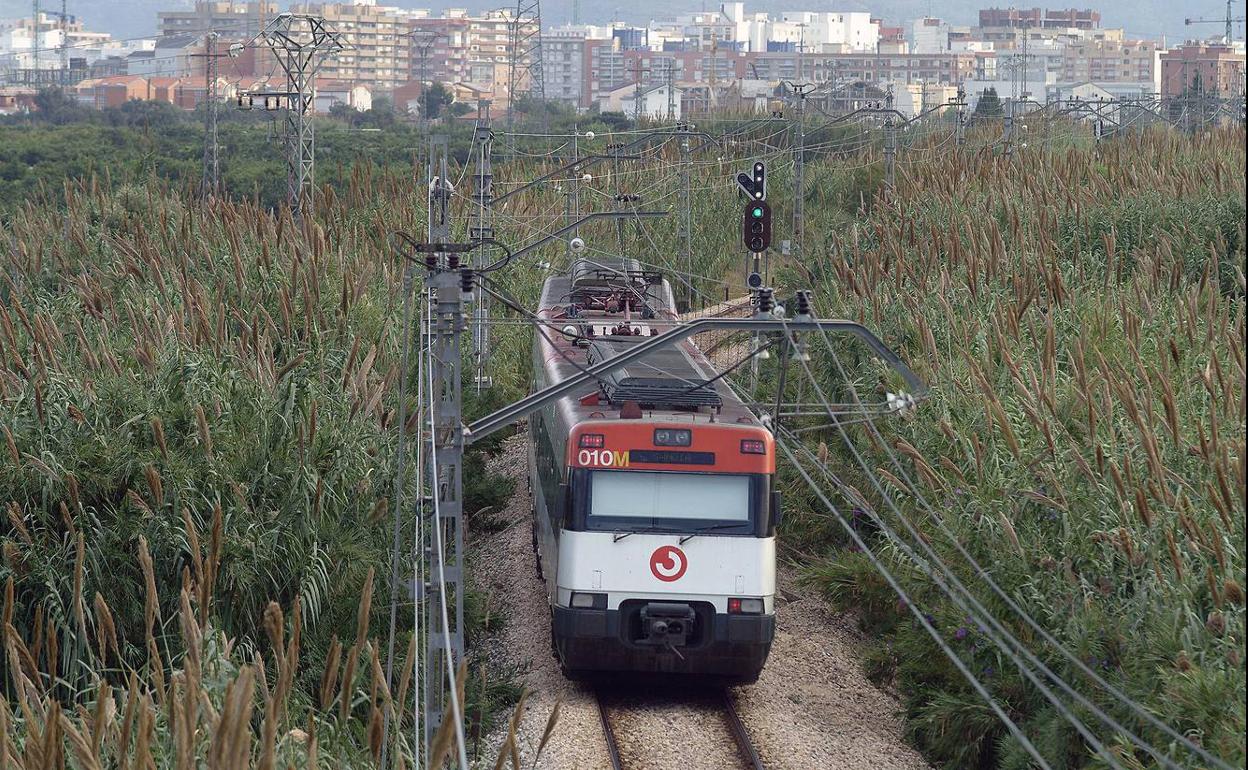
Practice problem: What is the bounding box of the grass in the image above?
[0,111,1242,768]
[778,126,1246,768]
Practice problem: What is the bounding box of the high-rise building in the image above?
[158,1,278,39]
[1160,43,1247,98]
[294,3,420,92]
[1061,39,1161,88]
[978,8,1101,31]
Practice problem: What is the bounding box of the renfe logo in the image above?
[649,545,688,582]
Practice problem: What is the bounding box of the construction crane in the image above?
[1185,0,1245,43]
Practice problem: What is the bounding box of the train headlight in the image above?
[727,598,764,615]
[653,428,691,447]
[570,592,606,609]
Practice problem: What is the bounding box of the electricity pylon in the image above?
[193,32,226,197]
[506,0,545,129]
[252,13,348,219]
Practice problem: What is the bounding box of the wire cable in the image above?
[774,435,1055,769]
[797,317,1221,768]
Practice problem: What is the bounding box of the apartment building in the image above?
[543,29,593,104]
[292,3,419,92]
[407,15,471,84]
[1160,43,1247,98]
[1061,39,1161,89]
[795,51,977,87]
[158,1,278,38]
[978,8,1100,30]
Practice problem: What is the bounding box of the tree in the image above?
[32,87,91,125]
[974,87,1004,118]
[420,83,454,120]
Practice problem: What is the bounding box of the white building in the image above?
[543,27,590,104]
[773,11,879,53]
[600,82,683,119]
[907,17,953,54]
[0,13,118,72]
[314,80,372,113]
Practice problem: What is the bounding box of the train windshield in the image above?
[580,470,761,534]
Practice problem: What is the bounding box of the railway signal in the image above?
[742,200,772,253]
[735,160,767,201]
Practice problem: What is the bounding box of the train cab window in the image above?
[591,471,750,522]
[572,470,766,536]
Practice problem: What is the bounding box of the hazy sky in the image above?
[3,0,1240,46]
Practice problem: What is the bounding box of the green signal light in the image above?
[752,207,764,217]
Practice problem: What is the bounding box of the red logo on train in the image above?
[649,545,688,582]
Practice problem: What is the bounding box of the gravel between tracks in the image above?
[472,431,929,769]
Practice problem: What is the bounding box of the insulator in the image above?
[796,290,812,316]
[460,268,474,293]
[424,254,437,270]
[757,288,774,314]
[447,254,459,269]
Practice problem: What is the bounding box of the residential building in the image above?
[158,1,278,39]
[0,85,37,113]
[601,82,683,119]
[543,28,595,104]
[1061,39,1161,92]
[978,8,1101,31]
[294,3,421,93]
[407,15,472,84]
[1160,43,1247,98]
[907,17,953,54]
[314,78,372,112]
[789,51,977,87]
[1,11,119,83]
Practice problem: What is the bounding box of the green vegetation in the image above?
[776,128,1246,768]
[0,93,1242,768]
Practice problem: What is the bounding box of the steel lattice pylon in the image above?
[506,0,545,127]
[253,14,348,218]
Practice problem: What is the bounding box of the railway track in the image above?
[595,685,765,770]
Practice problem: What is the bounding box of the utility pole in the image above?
[421,134,467,763]
[194,32,225,197]
[954,86,967,147]
[795,22,807,83]
[787,82,812,260]
[409,32,439,129]
[408,31,440,183]
[677,123,692,309]
[31,0,40,80]
[631,59,651,123]
[883,117,896,195]
[58,0,67,85]
[248,13,348,219]
[469,100,495,390]
[665,59,676,121]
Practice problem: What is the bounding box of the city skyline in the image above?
[0,0,1241,44]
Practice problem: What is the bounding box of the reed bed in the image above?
[786,125,1246,767]
[0,116,1242,767]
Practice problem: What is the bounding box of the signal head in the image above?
[741,200,772,254]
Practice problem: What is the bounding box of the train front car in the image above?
[530,261,779,683]
[557,419,778,681]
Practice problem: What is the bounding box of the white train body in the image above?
[528,263,779,682]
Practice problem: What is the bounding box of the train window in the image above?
[588,471,750,523]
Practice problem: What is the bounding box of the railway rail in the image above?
[595,685,765,770]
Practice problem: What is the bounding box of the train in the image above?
[528,259,779,683]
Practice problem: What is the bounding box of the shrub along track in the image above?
[472,433,930,769]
